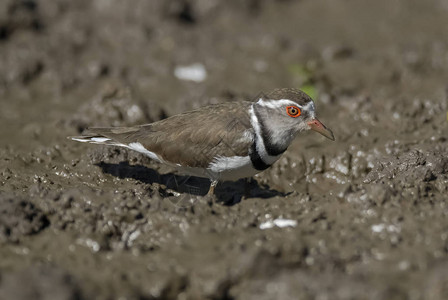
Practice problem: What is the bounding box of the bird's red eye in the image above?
[286,106,301,117]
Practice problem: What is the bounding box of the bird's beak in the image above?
[307,118,335,141]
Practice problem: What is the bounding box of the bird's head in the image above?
[253,88,334,152]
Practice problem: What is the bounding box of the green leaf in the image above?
[300,84,317,100]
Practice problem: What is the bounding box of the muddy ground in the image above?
[1,0,448,299]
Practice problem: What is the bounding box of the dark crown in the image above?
[265,88,313,106]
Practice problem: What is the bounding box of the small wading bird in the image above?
[70,88,334,196]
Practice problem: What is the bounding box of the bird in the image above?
[70,88,334,196]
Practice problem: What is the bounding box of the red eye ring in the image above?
[286,106,301,118]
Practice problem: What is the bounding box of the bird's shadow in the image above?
[96,162,288,205]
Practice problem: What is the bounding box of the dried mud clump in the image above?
[0,266,83,300]
[363,146,448,205]
[0,196,49,243]
[366,147,448,185]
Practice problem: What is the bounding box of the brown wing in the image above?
[81,102,254,168]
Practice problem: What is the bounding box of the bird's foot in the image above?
[198,180,217,205]
[207,180,218,196]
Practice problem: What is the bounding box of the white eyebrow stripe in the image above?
[256,98,302,109]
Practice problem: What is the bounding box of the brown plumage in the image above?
[79,102,254,168]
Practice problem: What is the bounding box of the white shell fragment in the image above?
[371,223,401,233]
[174,63,207,82]
[259,218,298,230]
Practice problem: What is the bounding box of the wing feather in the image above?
[71,102,255,168]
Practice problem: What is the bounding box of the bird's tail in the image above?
[69,135,123,146]
[69,126,162,162]
[68,127,133,147]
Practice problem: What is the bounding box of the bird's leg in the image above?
[207,180,218,196]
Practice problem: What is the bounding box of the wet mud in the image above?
[1,0,448,299]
